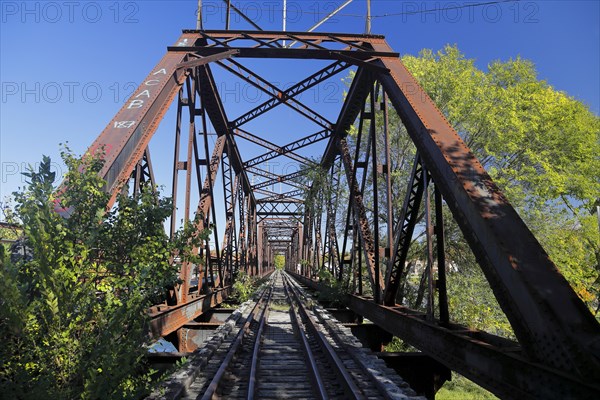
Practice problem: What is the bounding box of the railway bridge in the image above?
[59,29,600,399]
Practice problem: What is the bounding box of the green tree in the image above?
[338,45,599,332]
[339,45,598,399]
[0,149,203,399]
[274,254,286,270]
[401,46,600,317]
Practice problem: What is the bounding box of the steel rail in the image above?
[281,274,330,400]
[246,291,270,400]
[289,275,403,400]
[282,273,365,400]
[200,284,273,400]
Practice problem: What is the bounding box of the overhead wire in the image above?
[203,0,520,20]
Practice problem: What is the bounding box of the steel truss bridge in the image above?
[59,30,600,399]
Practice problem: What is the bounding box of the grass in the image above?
[436,374,498,400]
[382,338,497,400]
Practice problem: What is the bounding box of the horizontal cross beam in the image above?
[231,61,350,128]
[244,130,330,168]
[235,128,314,166]
[252,170,309,191]
[217,59,331,129]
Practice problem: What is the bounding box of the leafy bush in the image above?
[0,149,197,399]
[231,271,254,303]
[314,268,348,307]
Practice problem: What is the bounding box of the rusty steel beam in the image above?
[253,187,280,198]
[322,159,341,273]
[220,155,238,284]
[383,155,425,305]
[234,128,314,166]
[256,189,305,202]
[245,166,307,192]
[191,30,386,43]
[257,201,303,214]
[252,169,309,191]
[150,260,275,337]
[132,147,155,194]
[179,135,226,302]
[231,61,350,128]
[217,59,331,129]
[244,130,329,168]
[256,198,304,204]
[173,46,398,61]
[338,137,384,302]
[54,34,238,214]
[149,287,231,337]
[196,64,255,203]
[176,49,240,70]
[320,67,374,168]
[372,41,600,379]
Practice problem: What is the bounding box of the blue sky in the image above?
[1,0,598,225]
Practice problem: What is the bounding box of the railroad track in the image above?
[150,271,422,400]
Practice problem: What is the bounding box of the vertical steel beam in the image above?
[435,185,449,326]
[338,137,384,303]
[132,147,155,194]
[381,92,395,284]
[225,0,231,30]
[184,77,197,221]
[383,156,425,306]
[179,135,226,303]
[424,168,435,320]
[369,84,381,303]
[170,87,185,238]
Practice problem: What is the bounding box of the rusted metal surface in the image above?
[383,155,424,305]
[338,137,384,302]
[149,287,231,337]
[54,34,240,214]
[132,147,155,194]
[434,186,449,326]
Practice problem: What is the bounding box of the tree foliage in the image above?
[274,254,286,270]
[332,46,600,335]
[401,46,600,316]
[0,149,199,399]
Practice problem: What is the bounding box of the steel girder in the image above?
[251,169,309,191]
[257,189,305,203]
[149,287,231,337]
[229,60,350,128]
[257,201,303,217]
[217,58,332,129]
[131,148,155,194]
[322,158,341,275]
[384,155,425,305]
[220,153,239,283]
[243,130,330,168]
[54,38,237,214]
[235,128,315,166]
